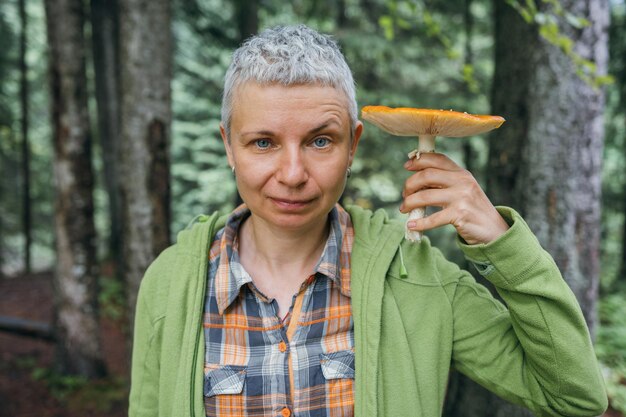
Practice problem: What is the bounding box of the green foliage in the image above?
[597,293,626,413]
[601,1,626,289]
[62,377,128,413]
[377,1,470,82]
[13,355,37,370]
[601,87,625,289]
[98,274,127,322]
[31,365,127,412]
[506,0,614,88]
[462,64,479,94]
[170,3,238,233]
[31,367,89,400]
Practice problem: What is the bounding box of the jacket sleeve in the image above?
[442,206,607,416]
[128,247,174,417]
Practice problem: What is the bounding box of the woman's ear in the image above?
[220,123,235,168]
[349,121,363,164]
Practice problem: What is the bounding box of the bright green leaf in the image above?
[379,15,395,40]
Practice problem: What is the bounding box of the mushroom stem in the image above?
[418,134,436,152]
[405,134,437,242]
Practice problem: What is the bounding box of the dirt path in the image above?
[0,272,128,417]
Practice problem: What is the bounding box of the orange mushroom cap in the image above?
[361,106,505,137]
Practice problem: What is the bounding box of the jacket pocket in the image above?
[320,350,355,380]
[204,365,247,397]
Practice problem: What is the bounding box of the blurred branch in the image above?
[0,315,55,342]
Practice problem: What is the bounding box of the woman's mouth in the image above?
[270,197,314,210]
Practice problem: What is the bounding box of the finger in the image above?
[400,187,454,213]
[406,207,452,232]
[404,151,463,172]
[403,167,463,197]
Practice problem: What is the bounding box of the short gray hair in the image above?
[221,25,358,139]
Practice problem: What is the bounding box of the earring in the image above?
[231,166,235,174]
[346,167,352,178]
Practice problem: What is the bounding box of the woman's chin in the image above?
[251,205,332,232]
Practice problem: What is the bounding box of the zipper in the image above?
[189,214,219,416]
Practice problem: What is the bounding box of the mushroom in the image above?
[361,106,505,242]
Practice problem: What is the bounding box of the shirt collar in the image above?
[215,204,353,315]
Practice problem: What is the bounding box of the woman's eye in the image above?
[313,137,330,148]
[255,139,271,149]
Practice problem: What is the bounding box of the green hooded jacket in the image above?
[129,205,607,417]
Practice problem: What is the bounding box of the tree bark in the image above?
[91,0,123,278]
[44,0,106,378]
[336,0,348,27]
[620,176,626,288]
[447,1,609,415]
[461,0,475,175]
[119,0,172,326]
[615,11,626,290]
[19,0,32,273]
[486,1,535,212]
[0,144,4,278]
[490,0,608,332]
[234,0,258,42]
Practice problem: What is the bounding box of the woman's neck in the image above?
[238,214,329,275]
[237,215,329,317]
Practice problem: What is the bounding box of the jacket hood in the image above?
[175,212,227,257]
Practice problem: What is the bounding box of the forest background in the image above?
[1,0,626,415]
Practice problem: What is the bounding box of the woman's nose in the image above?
[276,148,308,187]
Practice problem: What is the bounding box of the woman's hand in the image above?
[399,152,509,245]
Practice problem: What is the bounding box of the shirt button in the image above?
[281,407,291,417]
[278,341,287,353]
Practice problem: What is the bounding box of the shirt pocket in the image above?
[319,350,355,380]
[204,365,247,397]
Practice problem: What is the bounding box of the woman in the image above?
[129,25,607,417]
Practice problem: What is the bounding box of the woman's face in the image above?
[221,82,362,233]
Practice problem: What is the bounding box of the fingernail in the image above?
[404,160,411,168]
[407,221,416,229]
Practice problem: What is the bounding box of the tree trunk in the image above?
[614,175,626,291]
[490,0,608,332]
[447,1,609,415]
[19,0,31,274]
[91,0,123,278]
[119,0,172,326]
[44,0,106,378]
[461,0,475,175]
[615,11,626,290]
[336,0,348,27]
[234,0,258,42]
[486,1,535,212]
[618,111,626,290]
[0,144,4,278]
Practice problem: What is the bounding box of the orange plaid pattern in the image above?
[203,205,354,417]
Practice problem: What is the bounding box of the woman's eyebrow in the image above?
[240,129,274,137]
[308,120,340,135]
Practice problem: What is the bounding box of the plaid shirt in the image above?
[203,204,354,417]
